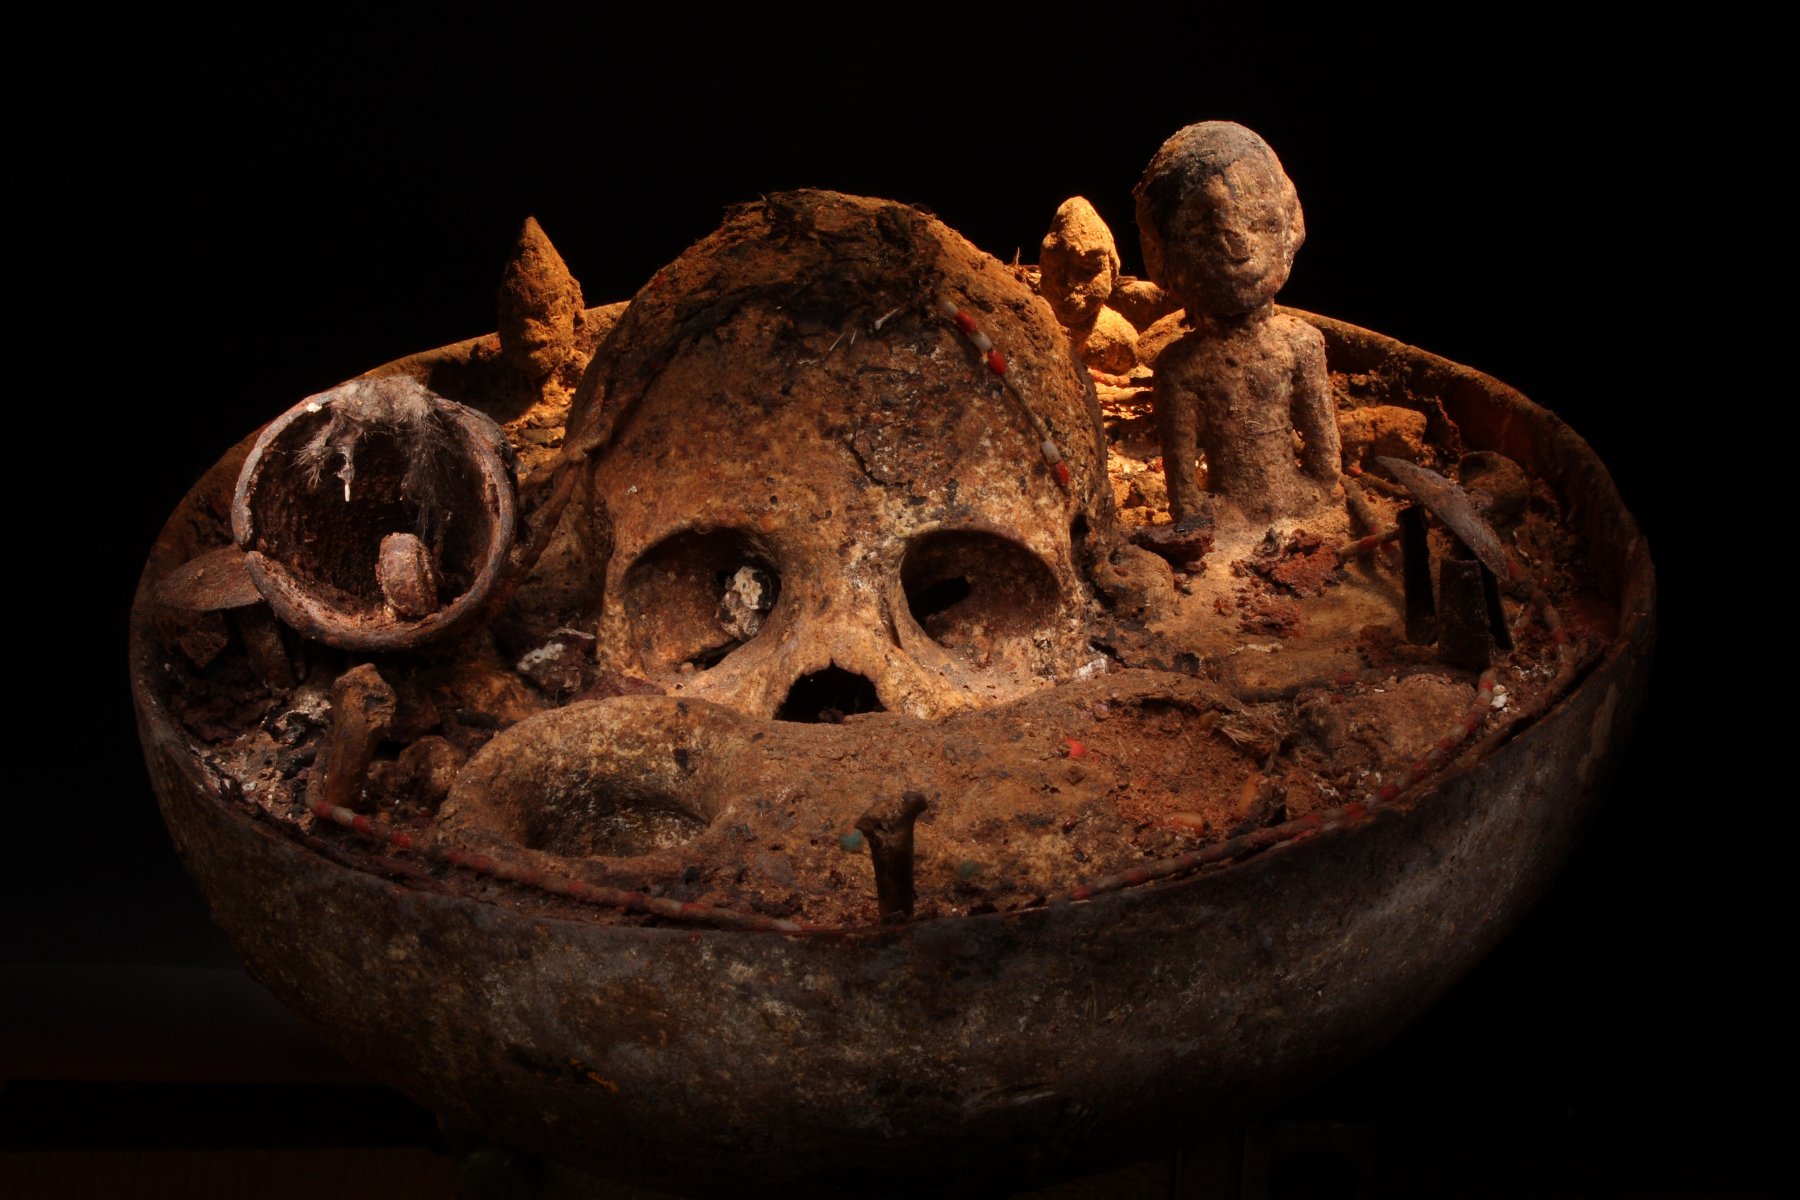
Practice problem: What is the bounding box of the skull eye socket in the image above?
[901,530,1061,662]
[621,529,780,674]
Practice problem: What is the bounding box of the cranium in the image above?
[562,191,1115,721]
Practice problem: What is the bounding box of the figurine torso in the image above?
[1160,310,1329,515]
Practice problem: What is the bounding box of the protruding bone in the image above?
[1400,505,1436,644]
[311,664,398,813]
[1436,555,1493,669]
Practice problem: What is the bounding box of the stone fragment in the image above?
[155,545,261,612]
[1096,544,1177,621]
[516,627,598,699]
[369,735,465,811]
[1338,405,1429,468]
[1080,306,1139,376]
[175,614,231,669]
[1136,310,1190,369]
[1130,518,1214,569]
[1108,278,1181,332]
[1458,451,1530,524]
[1248,528,1340,598]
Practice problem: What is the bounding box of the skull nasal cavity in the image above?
[776,666,885,724]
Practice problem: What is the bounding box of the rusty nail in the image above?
[856,790,929,922]
[1435,551,1493,669]
[1400,504,1435,644]
[1483,558,1514,652]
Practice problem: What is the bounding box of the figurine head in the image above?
[1039,197,1120,329]
[1134,122,1305,318]
[564,191,1114,721]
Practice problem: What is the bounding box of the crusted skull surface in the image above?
[564,191,1113,720]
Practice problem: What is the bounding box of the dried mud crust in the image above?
[143,310,1616,932]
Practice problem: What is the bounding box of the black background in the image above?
[17,9,1778,1196]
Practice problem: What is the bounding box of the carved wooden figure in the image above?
[1135,122,1342,521]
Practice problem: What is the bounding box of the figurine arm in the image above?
[1291,325,1340,484]
[1153,352,1207,522]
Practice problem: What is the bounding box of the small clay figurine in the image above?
[1038,197,1139,376]
[497,215,584,383]
[1134,122,1341,521]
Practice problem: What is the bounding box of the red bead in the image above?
[986,348,1006,373]
[954,310,977,333]
[1052,461,1070,488]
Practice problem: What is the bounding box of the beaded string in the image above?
[298,651,1529,924]
[305,798,808,934]
[936,297,1072,491]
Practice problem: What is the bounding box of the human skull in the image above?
[563,191,1115,721]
